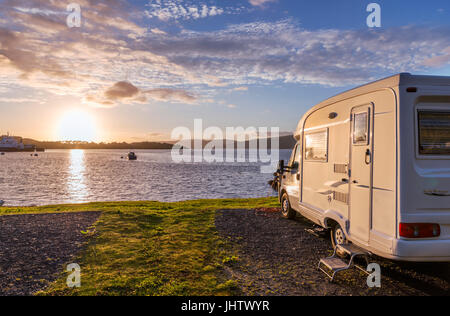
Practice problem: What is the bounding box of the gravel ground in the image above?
[0,212,101,296]
[215,209,450,296]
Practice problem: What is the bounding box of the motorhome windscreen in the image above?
[418,111,450,155]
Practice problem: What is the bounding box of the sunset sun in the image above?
[57,109,97,142]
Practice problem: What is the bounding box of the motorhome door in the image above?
[349,104,374,244]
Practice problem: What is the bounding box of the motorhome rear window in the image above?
[305,130,328,162]
[418,111,450,155]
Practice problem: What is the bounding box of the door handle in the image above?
[341,178,349,183]
[297,173,300,181]
[365,149,372,165]
[353,180,358,184]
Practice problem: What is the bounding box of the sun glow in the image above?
[57,109,97,142]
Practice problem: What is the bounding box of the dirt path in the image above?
[0,212,101,296]
[215,209,450,296]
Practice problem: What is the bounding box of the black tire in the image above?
[280,193,296,219]
[330,223,348,256]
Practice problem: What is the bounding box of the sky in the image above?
[0,0,450,142]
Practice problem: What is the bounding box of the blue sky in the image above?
[0,0,449,142]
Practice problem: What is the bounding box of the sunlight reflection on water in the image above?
[68,149,88,202]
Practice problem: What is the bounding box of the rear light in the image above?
[399,223,440,238]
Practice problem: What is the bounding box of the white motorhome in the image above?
[277,73,450,262]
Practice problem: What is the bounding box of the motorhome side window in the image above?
[353,112,369,145]
[418,111,450,155]
[304,130,328,162]
[289,144,299,167]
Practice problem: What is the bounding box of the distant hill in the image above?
[169,135,296,150]
[22,139,173,150]
[23,134,296,150]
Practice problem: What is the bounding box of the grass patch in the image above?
[1,197,279,296]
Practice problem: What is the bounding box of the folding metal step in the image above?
[318,243,371,282]
[337,243,369,256]
[319,257,348,270]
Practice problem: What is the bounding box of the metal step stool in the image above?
[318,243,371,282]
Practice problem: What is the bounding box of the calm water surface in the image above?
[0,149,291,206]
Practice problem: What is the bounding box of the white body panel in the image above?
[281,73,450,262]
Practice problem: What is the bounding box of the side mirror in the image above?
[291,161,299,170]
[277,160,285,171]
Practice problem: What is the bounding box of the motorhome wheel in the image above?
[331,223,347,248]
[281,193,296,219]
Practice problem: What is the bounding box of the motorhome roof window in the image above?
[418,111,450,155]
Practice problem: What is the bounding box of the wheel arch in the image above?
[322,210,348,234]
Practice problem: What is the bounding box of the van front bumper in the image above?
[391,239,450,262]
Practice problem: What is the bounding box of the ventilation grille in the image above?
[334,164,348,174]
[333,191,349,205]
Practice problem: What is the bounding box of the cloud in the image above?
[105,81,140,100]
[0,97,42,103]
[1,0,450,109]
[150,28,167,35]
[145,1,226,21]
[144,88,197,103]
[144,21,450,86]
[86,81,197,107]
[422,46,450,67]
[0,27,71,79]
[249,0,277,7]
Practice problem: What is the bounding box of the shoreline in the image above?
[0,196,278,210]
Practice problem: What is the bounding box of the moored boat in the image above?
[0,134,45,152]
[127,152,137,160]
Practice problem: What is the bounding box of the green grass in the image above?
[0,197,278,296]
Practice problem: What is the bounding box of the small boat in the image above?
[127,152,137,160]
